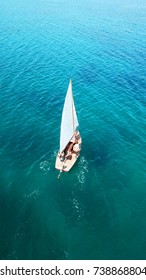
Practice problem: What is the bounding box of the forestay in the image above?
[60,80,79,153]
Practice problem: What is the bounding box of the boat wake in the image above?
[72,196,84,224]
[39,160,51,173]
[24,189,40,201]
[39,151,58,174]
[77,156,88,187]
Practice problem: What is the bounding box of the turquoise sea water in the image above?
[0,0,146,260]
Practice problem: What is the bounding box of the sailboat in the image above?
[55,79,82,173]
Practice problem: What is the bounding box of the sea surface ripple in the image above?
[0,0,146,259]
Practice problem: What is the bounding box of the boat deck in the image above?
[55,131,82,172]
[55,152,79,172]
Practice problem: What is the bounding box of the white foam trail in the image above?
[72,198,80,212]
[39,160,50,173]
[25,189,40,200]
[72,196,85,223]
[77,156,88,187]
[78,170,86,184]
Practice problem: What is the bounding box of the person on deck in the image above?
[59,151,65,162]
[65,131,79,158]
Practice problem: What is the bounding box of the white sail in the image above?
[60,80,79,153]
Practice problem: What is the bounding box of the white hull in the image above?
[55,131,82,172]
[55,151,79,172]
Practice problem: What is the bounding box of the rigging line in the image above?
[71,79,75,133]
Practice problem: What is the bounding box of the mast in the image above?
[71,79,75,133]
[59,80,79,153]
